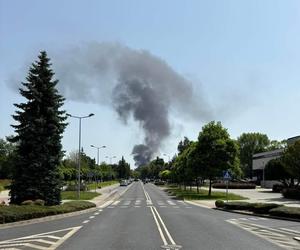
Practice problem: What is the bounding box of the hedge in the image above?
[0,201,95,224]
[269,206,300,219]
[282,188,300,199]
[212,183,256,189]
[216,200,282,214]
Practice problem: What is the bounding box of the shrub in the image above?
[0,201,95,224]
[65,184,88,191]
[212,183,256,189]
[282,188,300,199]
[21,200,33,205]
[251,203,282,214]
[215,200,225,208]
[223,202,255,211]
[272,184,284,193]
[269,206,300,219]
[34,199,45,206]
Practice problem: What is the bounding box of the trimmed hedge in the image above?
[269,206,300,219]
[212,182,256,189]
[0,201,95,224]
[282,188,300,199]
[216,200,282,214]
[272,184,284,193]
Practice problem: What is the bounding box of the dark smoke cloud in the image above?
[30,42,212,166]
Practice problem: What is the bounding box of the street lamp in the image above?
[67,113,94,199]
[105,156,116,164]
[90,145,106,165]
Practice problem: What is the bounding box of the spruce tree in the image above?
[9,51,67,205]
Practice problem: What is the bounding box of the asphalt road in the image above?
[0,181,299,250]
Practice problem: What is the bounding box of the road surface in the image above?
[0,181,299,249]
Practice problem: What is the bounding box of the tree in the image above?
[9,51,67,205]
[265,158,293,187]
[117,156,130,179]
[177,137,191,154]
[0,137,16,179]
[237,132,270,178]
[281,141,300,187]
[197,121,238,196]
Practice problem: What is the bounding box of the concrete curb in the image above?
[184,200,214,209]
[214,207,300,223]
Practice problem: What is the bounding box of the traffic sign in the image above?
[223,170,231,180]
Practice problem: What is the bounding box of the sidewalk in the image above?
[190,187,300,208]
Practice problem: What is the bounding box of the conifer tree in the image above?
[9,51,67,205]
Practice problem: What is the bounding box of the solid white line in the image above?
[279,228,300,234]
[150,206,168,246]
[153,206,176,245]
[112,200,120,205]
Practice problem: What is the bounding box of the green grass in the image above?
[166,187,247,200]
[61,191,100,200]
[87,180,119,190]
[0,179,11,192]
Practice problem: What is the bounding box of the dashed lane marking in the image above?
[82,220,90,224]
[0,226,82,250]
[89,216,95,219]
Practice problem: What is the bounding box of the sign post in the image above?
[223,170,231,202]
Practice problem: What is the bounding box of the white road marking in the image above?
[94,212,99,215]
[279,228,300,234]
[82,220,90,224]
[150,206,168,246]
[112,200,120,205]
[0,226,82,250]
[98,209,102,212]
[123,201,131,206]
[167,200,176,206]
[89,216,95,219]
[98,200,114,208]
[134,206,141,208]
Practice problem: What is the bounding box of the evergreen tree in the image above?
[9,51,67,205]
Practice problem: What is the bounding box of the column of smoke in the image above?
[53,42,211,166]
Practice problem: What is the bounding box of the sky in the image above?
[1,0,300,167]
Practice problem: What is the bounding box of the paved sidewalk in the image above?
[190,187,300,208]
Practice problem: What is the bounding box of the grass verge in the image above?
[86,180,119,191]
[0,179,11,192]
[0,201,96,224]
[61,191,100,200]
[166,187,247,200]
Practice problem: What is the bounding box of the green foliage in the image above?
[282,188,300,200]
[265,158,293,187]
[61,191,100,200]
[0,137,16,179]
[9,51,67,205]
[34,199,45,206]
[252,203,282,214]
[116,156,130,179]
[166,187,246,200]
[197,121,239,196]
[0,201,95,224]
[159,170,172,180]
[281,140,300,183]
[21,200,34,206]
[215,200,225,208]
[269,206,300,219]
[212,182,256,189]
[237,132,270,177]
[135,157,166,180]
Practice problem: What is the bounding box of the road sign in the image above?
[223,170,231,180]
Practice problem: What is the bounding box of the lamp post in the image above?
[91,145,106,165]
[67,113,94,199]
[106,156,116,164]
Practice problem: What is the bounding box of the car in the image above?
[120,180,128,186]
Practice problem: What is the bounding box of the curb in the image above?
[214,207,300,223]
[184,200,214,209]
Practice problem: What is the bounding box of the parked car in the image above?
[120,180,128,186]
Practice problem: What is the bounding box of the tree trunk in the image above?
[196,180,199,194]
[208,178,212,196]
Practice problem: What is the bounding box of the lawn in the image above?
[87,180,119,190]
[61,191,100,200]
[166,187,247,200]
[0,179,11,192]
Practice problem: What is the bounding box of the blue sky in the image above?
[1,0,300,167]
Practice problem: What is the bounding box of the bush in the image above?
[269,206,300,219]
[252,203,282,214]
[215,200,225,208]
[223,202,255,211]
[282,188,300,199]
[21,200,33,205]
[0,201,95,224]
[212,182,256,189]
[65,184,88,191]
[272,184,284,193]
[34,199,45,206]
